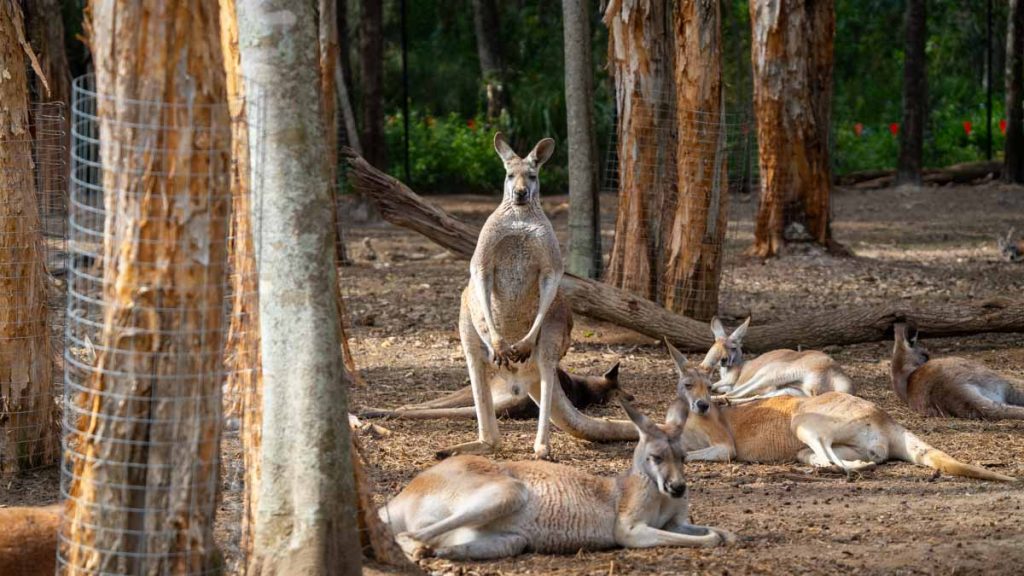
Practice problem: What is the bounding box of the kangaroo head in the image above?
[620,396,688,499]
[699,317,749,376]
[493,132,555,207]
[998,227,1023,262]
[891,322,929,398]
[665,339,714,417]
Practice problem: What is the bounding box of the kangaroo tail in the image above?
[888,424,1017,482]
[540,376,638,442]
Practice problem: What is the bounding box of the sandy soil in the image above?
[4,182,1023,575]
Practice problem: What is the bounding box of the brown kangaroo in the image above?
[379,397,733,561]
[666,341,1016,482]
[0,504,60,576]
[440,133,636,460]
[361,362,626,420]
[891,323,1024,420]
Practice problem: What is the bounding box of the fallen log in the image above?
[840,161,1002,189]
[342,149,1024,352]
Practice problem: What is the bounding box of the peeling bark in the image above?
[61,1,230,573]
[1006,0,1024,183]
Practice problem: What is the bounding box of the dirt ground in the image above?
[344,182,1024,575]
[3,182,1023,575]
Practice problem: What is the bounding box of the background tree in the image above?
[472,0,507,119]
[563,0,601,279]
[0,0,55,475]
[1006,0,1024,183]
[604,0,675,299]
[61,0,229,572]
[662,0,727,319]
[897,0,927,185]
[237,0,362,573]
[749,0,844,258]
[360,0,387,171]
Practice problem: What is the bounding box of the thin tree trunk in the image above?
[603,0,675,301]
[472,0,506,119]
[359,0,386,171]
[662,0,728,320]
[749,0,844,258]
[218,0,263,565]
[338,0,355,111]
[897,0,927,185]
[61,1,230,573]
[336,59,362,154]
[237,1,362,573]
[0,0,54,475]
[563,0,601,279]
[1006,0,1024,183]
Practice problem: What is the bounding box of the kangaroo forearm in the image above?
[523,272,562,341]
[472,270,499,339]
[686,445,734,462]
[617,524,720,548]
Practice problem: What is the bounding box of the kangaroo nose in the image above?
[696,400,710,414]
[667,481,687,498]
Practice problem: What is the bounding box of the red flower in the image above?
[889,123,899,136]
[467,118,476,130]
[963,121,972,136]
[854,123,863,137]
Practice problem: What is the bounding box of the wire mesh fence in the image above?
[0,101,66,475]
[600,91,758,321]
[60,74,236,574]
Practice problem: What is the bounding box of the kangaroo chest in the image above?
[487,229,549,339]
[725,402,805,462]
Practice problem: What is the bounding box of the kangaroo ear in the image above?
[729,317,750,344]
[664,338,688,377]
[893,322,909,347]
[603,361,620,383]
[710,317,727,339]
[494,132,517,163]
[527,138,555,167]
[665,397,690,427]
[620,397,660,438]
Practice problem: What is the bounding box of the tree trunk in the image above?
[1006,0,1024,183]
[563,0,601,279]
[662,0,727,320]
[897,0,927,185]
[343,150,1024,354]
[237,1,362,574]
[20,0,70,105]
[61,1,230,573]
[218,0,263,565]
[359,0,386,171]
[749,0,843,257]
[603,0,675,300]
[0,0,55,475]
[472,0,506,119]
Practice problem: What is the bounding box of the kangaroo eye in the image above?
[650,455,663,464]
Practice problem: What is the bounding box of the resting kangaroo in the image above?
[997,227,1023,262]
[668,341,1016,482]
[701,317,854,400]
[361,362,625,420]
[891,323,1024,420]
[379,397,734,561]
[442,133,636,459]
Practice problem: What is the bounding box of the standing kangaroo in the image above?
[379,397,734,561]
[891,323,1024,420]
[700,317,854,400]
[669,342,1015,481]
[442,133,636,459]
[360,362,626,420]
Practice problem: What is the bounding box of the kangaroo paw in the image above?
[435,440,499,460]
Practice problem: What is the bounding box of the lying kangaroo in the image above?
[668,342,1015,481]
[700,317,854,400]
[891,323,1024,420]
[997,227,1023,262]
[379,397,734,561]
[0,504,59,576]
[361,362,624,420]
[443,133,636,459]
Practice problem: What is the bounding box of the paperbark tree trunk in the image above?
[472,0,507,119]
[749,0,844,257]
[0,0,55,475]
[563,0,601,279]
[897,0,927,185]
[1006,0,1024,183]
[662,0,728,320]
[359,0,386,171]
[237,1,362,574]
[603,0,675,300]
[60,1,230,573]
[218,0,263,564]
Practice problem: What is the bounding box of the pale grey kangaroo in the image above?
[440,133,636,460]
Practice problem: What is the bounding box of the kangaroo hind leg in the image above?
[438,311,502,458]
[434,532,529,560]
